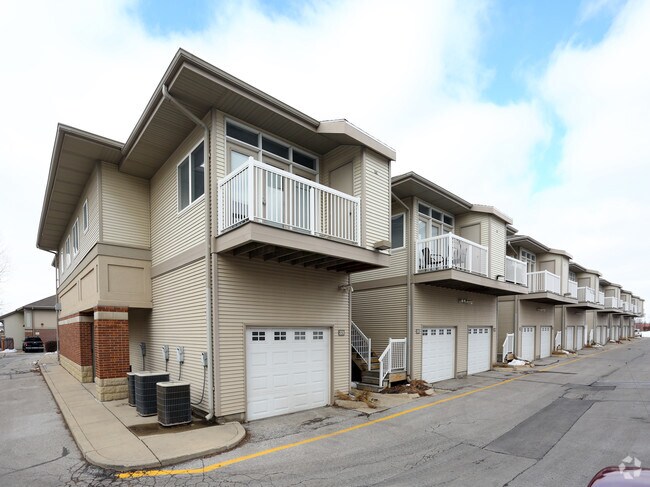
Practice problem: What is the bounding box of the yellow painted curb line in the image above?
[117,347,614,479]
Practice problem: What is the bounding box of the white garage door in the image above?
[422,328,455,383]
[246,328,329,421]
[576,327,584,350]
[467,327,491,375]
[540,326,552,358]
[566,326,575,350]
[596,326,604,345]
[521,327,535,361]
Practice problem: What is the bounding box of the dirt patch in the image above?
[382,379,433,396]
[335,389,377,409]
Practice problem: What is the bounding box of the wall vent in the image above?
[134,372,170,417]
[157,381,192,427]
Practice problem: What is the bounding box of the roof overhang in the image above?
[507,235,549,254]
[391,172,473,215]
[519,292,577,305]
[119,49,395,179]
[36,125,123,251]
[469,205,513,224]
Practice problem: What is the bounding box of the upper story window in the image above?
[59,247,64,273]
[72,220,79,256]
[417,201,453,240]
[225,120,318,177]
[391,213,405,249]
[178,141,205,212]
[82,200,88,233]
[65,237,71,268]
[569,271,577,282]
[520,249,536,273]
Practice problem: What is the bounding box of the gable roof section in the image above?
[0,295,57,320]
[391,172,473,215]
[119,49,395,179]
[36,125,123,251]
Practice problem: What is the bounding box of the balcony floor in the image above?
[215,222,389,272]
[519,292,577,305]
[413,269,528,296]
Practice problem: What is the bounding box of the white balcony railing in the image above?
[568,280,578,299]
[598,291,605,305]
[555,331,562,351]
[604,296,619,309]
[416,233,488,276]
[528,270,561,294]
[351,321,372,370]
[505,256,527,286]
[378,338,407,386]
[502,333,515,361]
[622,301,630,312]
[577,286,596,303]
[218,158,361,245]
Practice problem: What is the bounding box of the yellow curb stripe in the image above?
[117,347,613,479]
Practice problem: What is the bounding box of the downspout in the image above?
[45,249,60,364]
[391,192,412,376]
[162,85,215,421]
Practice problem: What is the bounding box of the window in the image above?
[252,331,265,341]
[274,331,287,341]
[65,237,71,268]
[294,331,306,341]
[520,249,536,273]
[225,120,318,174]
[177,141,205,211]
[59,247,64,273]
[391,214,405,249]
[313,331,324,340]
[82,200,88,233]
[569,271,577,282]
[418,201,453,239]
[72,220,79,256]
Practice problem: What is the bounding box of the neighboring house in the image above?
[351,173,526,388]
[36,49,394,422]
[0,295,57,350]
[498,233,578,361]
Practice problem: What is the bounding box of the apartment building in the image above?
[36,49,394,421]
[0,295,57,350]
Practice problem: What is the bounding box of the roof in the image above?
[0,295,57,321]
[507,235,572,259]
[569,261,601,276]
[391,172,473,215]
[37,49,396,252]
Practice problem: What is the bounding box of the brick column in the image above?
[58,313,94,383]
[93,306,129,401]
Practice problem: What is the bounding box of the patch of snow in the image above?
[592,344,603,348]
[0,349,17,353]
[44,351,58,356]
[641,331,650,338]
[508,359,527,366]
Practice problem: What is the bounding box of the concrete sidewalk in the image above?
[39,354,245,471]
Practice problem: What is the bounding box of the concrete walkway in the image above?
[39,354,245,471]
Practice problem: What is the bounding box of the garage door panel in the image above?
[521,327,534,361]
[247,328,330,421]
[422,328,455,383]
[468,327,491,375]
[566,327,575,350]
[540,326,551,358]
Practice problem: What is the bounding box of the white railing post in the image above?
[247,159,255,223]
[351,321,372,370]
[502,333,514,360]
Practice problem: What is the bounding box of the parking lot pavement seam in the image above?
[117,345,621,480]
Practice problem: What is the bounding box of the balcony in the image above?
[598,291,605,305]
[568,280,578,299]
[604,296,619,309]
[416,233,488,276]
[577,286,596,303]
[528,270,561,294]
[215,158,388,272]
[413,233,526,296]
[621,301,630,312]
[505,256,527,286]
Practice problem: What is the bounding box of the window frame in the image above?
[82,199,89,233]
[72,219,79,256]
[177,139,206,213]
[520,249,536,273]
[64,237,71,268]
[225,118,319,177]
[391,213,406,250]
[416,199,454,240]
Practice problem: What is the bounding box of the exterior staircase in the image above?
[351,348,406,392]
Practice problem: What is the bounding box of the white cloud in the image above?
[0,0,647,312]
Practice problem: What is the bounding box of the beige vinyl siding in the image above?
[139,259,208,409]
[412,286,497,379]
[32,310,56,330]
[150,126,207,266]
[216,255,349,417]
[59,165,100,283]
[2,313,25,349]
[101,163,150,249]
[320,145,361,187]
[128,308,150,372]
[363,150,390,251]
[489,217,506,279]
[352,201,410,283]
[454,212,493,277]
[597,313,609,328]
[566,310,585,328]
[352,285,407,355]
[611,315,621,327]
[497,298,515,355]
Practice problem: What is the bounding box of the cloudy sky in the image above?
[0,0,648,314]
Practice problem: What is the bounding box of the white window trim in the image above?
[72,219,79,256]
[225,118,319,177]
[82,199,88,233]
[64,237,71,268]
[416,199,454,234]
[391,212,406,250]
[177,139,206,215]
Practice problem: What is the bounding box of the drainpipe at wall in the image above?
[162,85,215,422]
[391,192,412,376]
